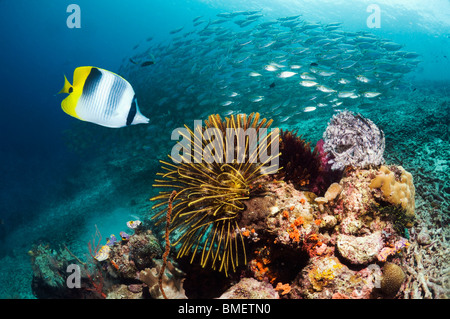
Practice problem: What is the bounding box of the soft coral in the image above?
[309,139,341,195]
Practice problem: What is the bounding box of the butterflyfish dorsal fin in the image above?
[58,75,72,94]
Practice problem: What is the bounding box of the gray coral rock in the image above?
[218,278,279,299]
[323,110,385,170]
[336,231,384,265]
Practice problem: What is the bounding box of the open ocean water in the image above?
[0,0,448,299]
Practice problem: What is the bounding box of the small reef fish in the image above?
[300,80,318,87]
[338,78,351,84]
[356,75,371,83]
[58,67,150,128]
[338,91,358,98]
[363,92,382,98]
[303,106,316,112]
[126,220,142,229]
[264,64,278,72]
[115,9,420,121]
[169,26,184,34]
[220,100,233,106]
[278,71,297,78]
[141,61,154,67]
[120,231,130,241]
[94,245,111,262]
[316,85,336,93]
[300,73,316,80]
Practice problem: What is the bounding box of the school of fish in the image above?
[119,10,421,127]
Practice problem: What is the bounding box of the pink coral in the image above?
[377,238,410,262]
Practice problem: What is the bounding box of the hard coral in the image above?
[138,259,186,299]
[308,257,343,292]
[323,110,385,171]
[369,165,415,227]
[218,278,279,299]
[324,182,343,202]
[108,229,162,280]
[380,262,405,297]
[336,231,384,265]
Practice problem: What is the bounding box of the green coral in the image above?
[373,202,413,236]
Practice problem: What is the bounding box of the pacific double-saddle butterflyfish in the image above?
[58,66,149,128]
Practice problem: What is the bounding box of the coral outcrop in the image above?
[323,110,385,171]
[218,278,279,299]
[218,164,414,299]
[138,260,186,299]
[369,165,415,227]
[29,224,187,299]
[336,232,384,265]
[31,162,421,299]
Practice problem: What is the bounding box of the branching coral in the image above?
[151,113,280,275]
[323,110,385,171]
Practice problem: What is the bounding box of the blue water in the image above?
[0,0,449,298]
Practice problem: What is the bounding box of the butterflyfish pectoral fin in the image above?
[58,75,73,94]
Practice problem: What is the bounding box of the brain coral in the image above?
[380,262,405,297]
[369,165,415,227]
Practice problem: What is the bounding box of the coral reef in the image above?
[29,222,187,299]
[30,158,448,299]
[212,164,418,299]
[27,98,450,299]
[323,110,385,171]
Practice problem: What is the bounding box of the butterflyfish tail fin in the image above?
[58,75,73,94]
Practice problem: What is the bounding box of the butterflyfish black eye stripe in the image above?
[126,97,137,126]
